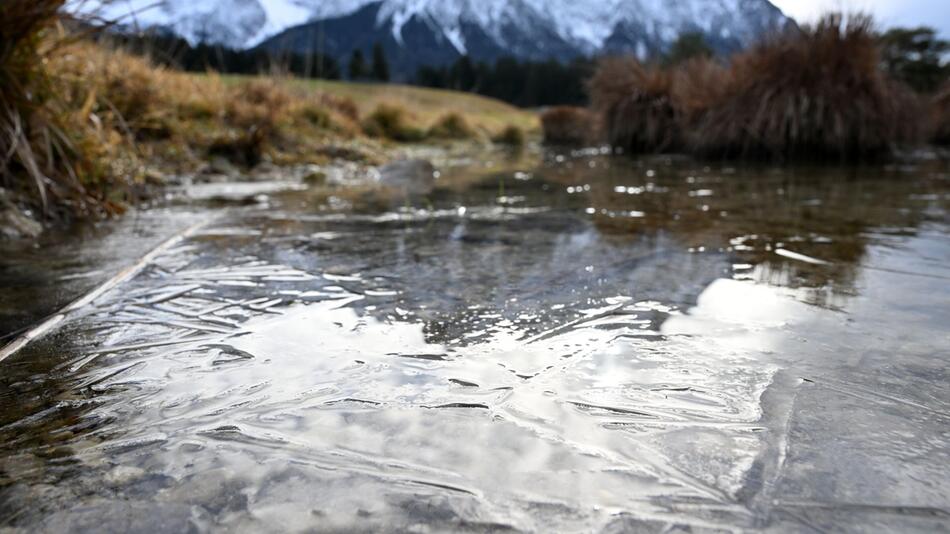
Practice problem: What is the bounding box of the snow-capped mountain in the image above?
[83,0,319,49]
[85,0,791,71]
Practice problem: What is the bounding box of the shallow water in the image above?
[1,149,949,532]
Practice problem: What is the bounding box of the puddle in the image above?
[0,150,948,531]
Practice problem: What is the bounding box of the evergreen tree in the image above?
[349,49,366,80]
[416,65,448,88]
[450,55,477,91]
[413,55,593,107]
[879,27,949,93]
[371,43,390,82]
[665,32,714,66]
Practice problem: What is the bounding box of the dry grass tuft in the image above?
[492,125,526,147]
[428,112,477,140]
[589,57,678,153]
[317,93,360,123]
[540,106,597,146]
[226,80,292,133]
[211,80,291,167]
[362,103,427,142]
[212,79,362,166]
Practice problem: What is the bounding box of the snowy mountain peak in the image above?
[84,0,791,72]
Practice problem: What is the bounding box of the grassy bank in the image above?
[0,0,127,220]
[283,79,539,135]
[0,5,536,231]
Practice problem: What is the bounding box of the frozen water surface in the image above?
[0,150,948,532]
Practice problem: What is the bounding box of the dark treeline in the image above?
[99,29,603,107]
[101,31,342,79]
[346,45,392,82]
[111,30,597,107]
[415,57,595,107]
[100,24,948,110]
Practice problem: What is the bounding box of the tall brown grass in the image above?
[589,58,678,153]
[540,106,597,146]
[934,83,950,146]
[669,57,731,134]
[1,0,132,218]
[586,14,926,162]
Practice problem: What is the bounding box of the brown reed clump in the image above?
[588,57,678,153]
[540,106,597,146]
[587,13,927,162]
[688,14,925,161]
[669,57,730,127]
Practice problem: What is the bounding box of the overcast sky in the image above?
[770,0,950,35]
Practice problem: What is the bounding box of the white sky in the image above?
[770,0,950,36]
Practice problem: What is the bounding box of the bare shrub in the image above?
[540,106,596,146]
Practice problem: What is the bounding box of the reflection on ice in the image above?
[0,276,784,530]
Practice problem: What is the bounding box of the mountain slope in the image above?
[258,2,584,75]
[87,0,792,73]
